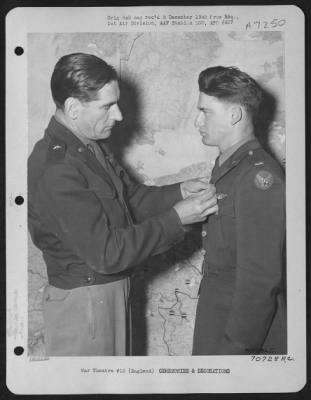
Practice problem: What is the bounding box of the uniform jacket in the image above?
[28,117,184,289]
[193,139,286,355]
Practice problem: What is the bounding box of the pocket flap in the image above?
[44,285,72,302]
[90,178,116,199]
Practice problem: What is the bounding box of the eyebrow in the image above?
[100,101,117,108]
[198,107,212,112]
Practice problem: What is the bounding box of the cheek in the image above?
[82,112,96,129]
[99,112,109,125]
[213,117,227,131]
[202,116,210,128]
[205,117,215,129]
[93,113,107,130]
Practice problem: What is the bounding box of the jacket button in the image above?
[85,276,93,283]
[78,147,84,153]
[201,249,206,256]
[201,230,207,237]
[248,150,253,156]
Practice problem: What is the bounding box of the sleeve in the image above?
[219,167,285,354]
[127,181,183,222]
[34,163,185,275]
[110,155,183,222]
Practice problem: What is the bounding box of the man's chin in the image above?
[201,136,210,146]
[98,129,112,139]
[202,137,218,148]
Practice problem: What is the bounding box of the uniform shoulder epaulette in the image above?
[46,140,67,166]
[238,148,265,172]
[245,147,279,170]
[250,148,284,174]
[244,148,283,190]
[246,147,263,163]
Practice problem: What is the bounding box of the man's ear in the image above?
[64,97,81,120]
[230,105,243,126]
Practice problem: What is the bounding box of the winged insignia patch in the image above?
[254,170,274,190]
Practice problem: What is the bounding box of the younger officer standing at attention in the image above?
[192,66,286,355]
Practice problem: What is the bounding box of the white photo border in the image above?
[6,5,306,394]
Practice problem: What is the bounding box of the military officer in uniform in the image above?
[192,66,286,355]
[28,53,218,356]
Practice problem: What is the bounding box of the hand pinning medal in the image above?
[254,170,274,190]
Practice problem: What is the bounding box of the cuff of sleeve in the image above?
[174,182,184,202]
[158,207,185,246]
[159,182,183,203]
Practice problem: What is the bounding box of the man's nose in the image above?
[194,112,203,128]
[111,104,123,121]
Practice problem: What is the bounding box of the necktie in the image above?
[87,142,107,169]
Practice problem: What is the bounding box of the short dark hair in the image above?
[198,66,263,121]
[51,53,118,109]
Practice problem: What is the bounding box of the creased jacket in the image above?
[28,117,184,289]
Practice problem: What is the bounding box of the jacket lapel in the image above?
[211,139,261,184]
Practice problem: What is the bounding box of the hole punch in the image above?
[14,346,24,356]
[14,46,24,56]
[15,196,24,205]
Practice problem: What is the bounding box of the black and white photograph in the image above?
[6,5,306,394]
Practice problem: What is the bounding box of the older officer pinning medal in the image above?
[28,53,218,356]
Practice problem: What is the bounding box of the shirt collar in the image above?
[218,135,255,166]
[211,138,262,184]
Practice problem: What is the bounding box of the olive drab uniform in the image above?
[193,139,286,355]
[28,117,185,355]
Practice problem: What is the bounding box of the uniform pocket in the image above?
[90,176,129,227]
[91,178,116,199]
[43,285,72,302]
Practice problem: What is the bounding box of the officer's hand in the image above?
[180,177,210,199]
[173,187,218,225]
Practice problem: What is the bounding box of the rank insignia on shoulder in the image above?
[254,170,274,190]
[47,142,66,166]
